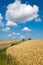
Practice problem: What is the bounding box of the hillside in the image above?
[0,40,22,49]
[0,40,21,45]
[6,40,43,65]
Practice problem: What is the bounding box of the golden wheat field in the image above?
[0,40,22,49]
[6,40,43,65]
[0,40,22,45]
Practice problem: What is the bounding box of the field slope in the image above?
[0,40,22,49]
[6,40,43,65]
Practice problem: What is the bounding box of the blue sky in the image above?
[0,0,43,40]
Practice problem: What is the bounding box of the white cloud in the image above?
[12,32,20,35]
[35,17,41,22]
[8,32,20,37]
[6,0,39,23]
[8,34,12,37]
[7,32,20,39]
[12,33,16,35]
[22,27,32,32]
[0,14,4,26]
[2,27,10,32]
[16,33,20,35]
[6,21,17,26]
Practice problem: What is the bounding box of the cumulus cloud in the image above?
[0,14,4,26]
[2,27,10,32]
[8,34,12,37]
[12,33,16,35]
[6,0,39,24]
[22,27,32,32]
[7,32,20,39]
[12,32,20,35]
[8,32,20,37]
[6,21,17,26]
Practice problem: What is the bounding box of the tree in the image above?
[28,38,32,40]
[22,39,25,41]
[11,43,14,46]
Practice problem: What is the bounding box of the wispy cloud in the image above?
[19,35,26,39]
[35,17,42,22]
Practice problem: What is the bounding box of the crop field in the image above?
[0,40,23,65]
[0,40,22,45]
[0,40,43,65]
[6,40,43,65]
[0,40,22,49]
